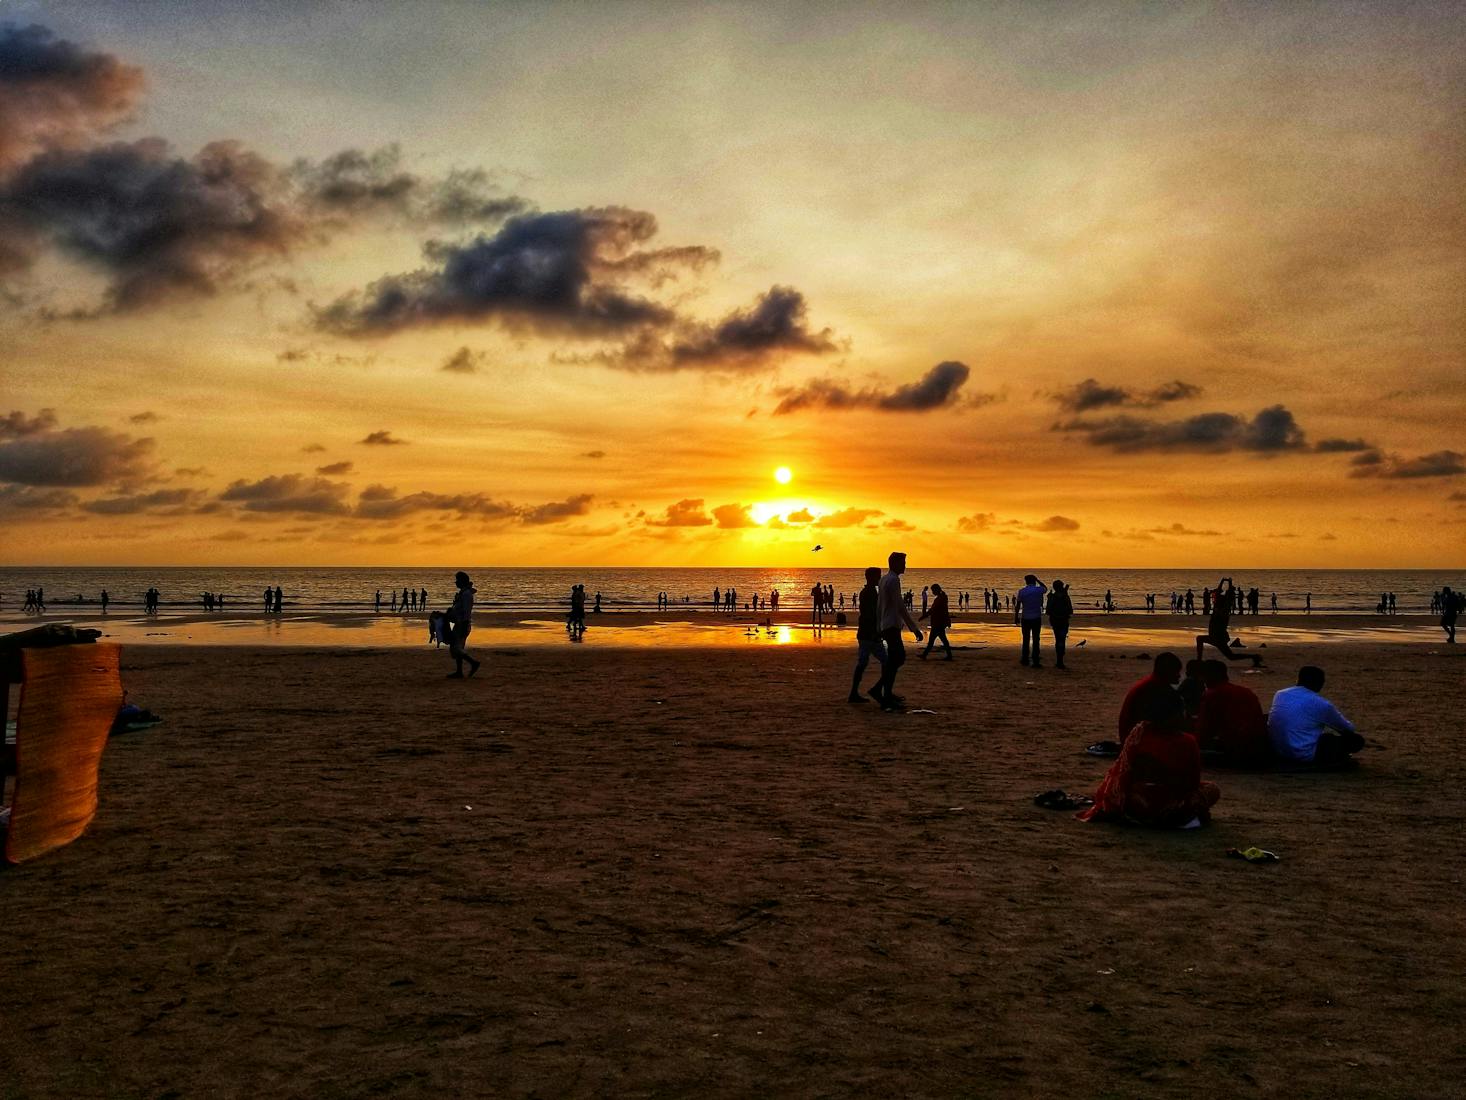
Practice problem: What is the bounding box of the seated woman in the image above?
[1080,692,1220,828]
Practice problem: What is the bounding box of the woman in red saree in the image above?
[1079,696,1220,828]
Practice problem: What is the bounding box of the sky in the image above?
[1,0,1463,567]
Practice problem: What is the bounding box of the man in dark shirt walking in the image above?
[848,567,887,703]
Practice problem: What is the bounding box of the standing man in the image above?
[1046,579,1074,669]
[874,552,922,711]
[446,570,482,678]
[1015,574,1047,667]
[848,567,887,703]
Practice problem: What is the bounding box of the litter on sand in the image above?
[1226,846,1280,863]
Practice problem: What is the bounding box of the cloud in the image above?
[774,361,973,415]
[654,286,837,370]
[956,512,997,533]
[1146,522,1224,537]
[1056,404,1305,453]
[359,430,406,446]
[315,461,354,475]
[219,474,351,515]
[883,518,916,531]
[316,207,713,337]
[81,487,204,514]
[712,502,757,528]
[0,408,57,438]
[1049,378,1203,412]
[814,507,883,528]
[0,483,79,513]
[127,410,159,424]
[579,450,606,459]
[1315,437,1373,453]
[1033,515,1080,532]
[277,348,309,363]
[440,347,484,374]
[0,424,156,486]
[645,498,713,527]
[1350,449,1465,479]
[301,443,326,453]
[0,24,145,175]
[351,485,519,520]
[292,147,526,227]
[785,508,815,524]
[520,493,593,525]
[1,138,305,312]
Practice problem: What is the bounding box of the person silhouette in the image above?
[1195,577,1259,667]
[1047,579,1074,669]
[375,590,382,612]
[919,583,952,660]
[273,586,283,614]
[446,571,481,677]
[848,566,887,703]
[1441,585,1459,643]
[100,589,109,614]
[873,551,922,710]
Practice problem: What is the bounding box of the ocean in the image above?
[0,567,1458,615]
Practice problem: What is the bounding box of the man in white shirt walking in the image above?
[1268,666,1362,765]
[872,551,923,711]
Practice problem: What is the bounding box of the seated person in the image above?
[1081,690,1220,828]
[1268,666,1364,766]
[1196,660,1271,767]
[1178,658,1205,723]
[1117,652,1183,743]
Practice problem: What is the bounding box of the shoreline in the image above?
[1,608,1453,648]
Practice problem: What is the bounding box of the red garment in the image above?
[1080,721,1221,827]
[1118,674,1173,742]
[1196,682,1270,765]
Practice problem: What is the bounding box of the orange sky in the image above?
[2,3,1463,566]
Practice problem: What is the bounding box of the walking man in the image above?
[848,567,887,702]
[873,552,922,710]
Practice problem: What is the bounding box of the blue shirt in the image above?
[1268,685,1356,761]
[1015,582,1047,619]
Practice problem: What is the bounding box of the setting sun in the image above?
[774,466,793,485]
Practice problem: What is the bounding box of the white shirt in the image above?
[1268,685,1356,761]
[878,571,906,632]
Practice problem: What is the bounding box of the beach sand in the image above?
[3,632,1464,1097]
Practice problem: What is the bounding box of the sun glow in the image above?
[774,466,793,485]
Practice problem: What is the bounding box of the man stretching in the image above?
[872,551,922,711]
[1015,574,1047,667]
[1195,577,1260,668]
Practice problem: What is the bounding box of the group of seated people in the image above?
[1082,652,1363,828]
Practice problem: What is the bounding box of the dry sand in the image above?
[2,630,1464,1098]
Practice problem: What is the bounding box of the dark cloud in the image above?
[520,493,593,525]
[301,443,326,453]
[1351,450,1465,479]
[315,461,354,475]
[128,410,159,424]
[0,138,303,311]
[1315,437,1373,453]
[218,474,351,515]
[0,24,145,175]
[0,407,57,438]
[1146,522,1224,536]
[1056,404,1306,453]
[292,147,525,226]
[813,507,883,528]
[884,518,915,531]
[1050,378,1203,412]
[317,207,712,337]
[774,361,972,415]
[956,512,996,533]
[0,424,155,486]
[1033,515,1080,532]
[440,347,484,374]
[712,502,756,528]
[277,348,309,362]
[359,430,406,446]
[81,487,203,514]
[580,450,606,460]
[351,485,518,521]
[660,286,836,369]
[0,484,79,513]
[645,498,713,527]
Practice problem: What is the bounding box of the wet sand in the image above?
[2,634,1464,1097]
